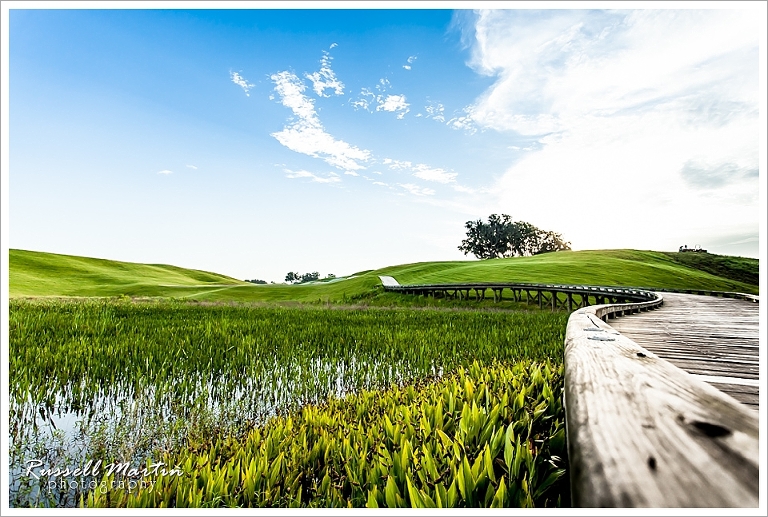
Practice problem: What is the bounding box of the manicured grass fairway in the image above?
[10,248,758,302]
[9,249,243,298]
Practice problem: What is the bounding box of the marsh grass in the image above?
[9,299,566,507]
[88,361,569,508]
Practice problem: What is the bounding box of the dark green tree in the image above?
[458,214,515,259]
[300,272,320,283]
[534,230,571,255]
[458,214,570,259]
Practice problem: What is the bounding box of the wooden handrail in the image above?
[564,297,759,507]
[381,280,758,304]
[636,287,759,302]
[381,277,760,506]
[382,281,658,299]
[381,281,660,308]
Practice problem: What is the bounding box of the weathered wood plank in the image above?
[609,293,760,410]
[564,303,759,507]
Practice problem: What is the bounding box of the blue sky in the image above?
[4,4,765,282]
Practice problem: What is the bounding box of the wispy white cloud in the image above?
[680,160,757,189]
[329,42,338,49]
[424,101,445,122]
[412,165,457,184]
[384,159,458,184]
[721,235,758,246]
[305,50,345,97]
[157,170,173,175]
[270,71,371,171]
[267,47,476,201]
[464,9,759,251]
[383,158,408,168]
[351,87,375,111]
[403,55,417,70]
[352,87,410,119]
[397,183,435,196]
[230,71,255,96]
[186,164,198,170]
[284,168,341,184]
[451,184,477,194]
[467,9,758,136]
[376,94,410,119]
[446,106,477,133]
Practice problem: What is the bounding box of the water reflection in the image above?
[9,355,443,507]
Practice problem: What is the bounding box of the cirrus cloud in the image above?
[305,50,345,97]
[271,71,371,171]
[230,71,255,96]
[383,159,459,185]
[283,168,341,184]
[397,183,435,196]
[376,94,410,119]
[462,9,760,253]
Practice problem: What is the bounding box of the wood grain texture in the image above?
[564,302,759,508]
[608,293,760,410]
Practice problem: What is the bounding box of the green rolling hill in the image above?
[9,248,758,302]
[9,249,245,298]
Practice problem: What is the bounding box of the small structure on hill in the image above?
[679,244,707,253]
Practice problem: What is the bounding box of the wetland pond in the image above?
[9,299,566,507]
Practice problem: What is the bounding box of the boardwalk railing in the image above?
[381,278,760,507]
[381,281,660,311]
[636,287,759,303]
[564,297,759,507]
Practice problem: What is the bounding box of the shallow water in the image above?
[9,355,436,508]
[9,301,562,507]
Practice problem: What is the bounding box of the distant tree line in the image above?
[245,279,268,284]
[285,272,336,284]
[458,214,571,259]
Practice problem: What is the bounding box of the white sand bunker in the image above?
[378,276,400,287]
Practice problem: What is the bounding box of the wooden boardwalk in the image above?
[608,292,760,410]
[382,278,760,505]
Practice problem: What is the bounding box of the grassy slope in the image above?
[10,248,758,301]
[375,249,759,292]
[9,249,245,297]
[662,251,758,286]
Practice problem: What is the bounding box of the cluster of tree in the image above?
[458,214,571,259]
[285,272,336,284]
[245,279,268,284]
